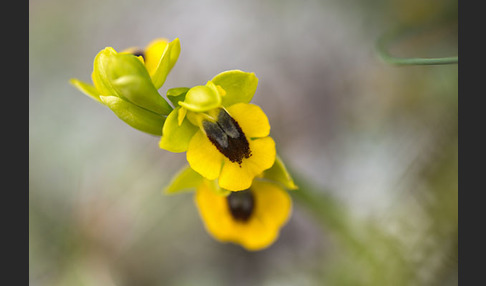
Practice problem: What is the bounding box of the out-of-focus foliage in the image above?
[30,0,457,285]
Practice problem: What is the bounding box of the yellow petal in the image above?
[237,219,277,251]
[218,136,276,191]
[218,161,254,191]
[238,181,292,251]
[144,38,170,76]
[178,107,187,126]
[187,131,224,180]
[226,103,270,138]
[194,181,234,240]
[252,181,292,229]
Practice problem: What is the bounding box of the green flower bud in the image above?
[72,39,181,135]
[101,52,173,115]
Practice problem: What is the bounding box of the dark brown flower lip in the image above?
[203,109,252,165]
[226,188,255,221]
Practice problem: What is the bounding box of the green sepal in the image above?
[211,70,258,107]
[208,181,231,196]
[111,73,172,115]
[99,95,165,136]
[69,78,102,103]
[178,83,222,112]
[164,165,204,195]
[261,154,298,190]
[151,38,181,89]
[166,87,190,107]
[107,54,173,115]
[167,38,181,72]
[92,47,120,98]
[159,107,199,152]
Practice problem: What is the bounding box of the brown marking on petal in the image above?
[203,109,252,165]
[226,189,255,221]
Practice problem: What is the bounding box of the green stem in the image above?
[376,24,458,66]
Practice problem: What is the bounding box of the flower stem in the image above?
[376,23,458,66]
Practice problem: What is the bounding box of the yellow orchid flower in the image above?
[164,161,296,251]
[164,160,297,251]
[195,179,292,251]
[159,70,276,191]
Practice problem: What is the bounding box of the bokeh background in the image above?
[29,0,458,285]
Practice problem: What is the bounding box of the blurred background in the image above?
[29,0,457,285]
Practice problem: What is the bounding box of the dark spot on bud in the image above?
[203,109,251,165]
[131,50,145,60]
[227,189,255,221]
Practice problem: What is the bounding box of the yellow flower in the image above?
[164,156,297,251]
[186,103,276,191]
[159,70,276,191]
[194,179,292,251]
